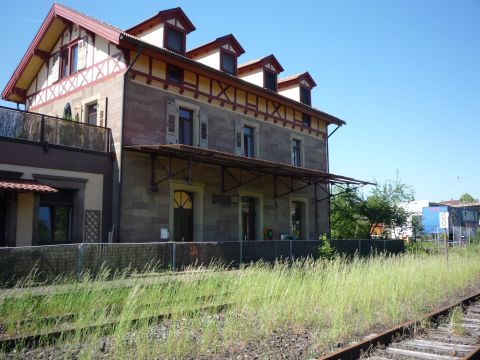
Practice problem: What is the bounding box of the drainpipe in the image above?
[326,124,341,239]
[115,43,144,242]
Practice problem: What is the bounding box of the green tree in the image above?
[411,215,424,242]
[460,193,476,203]
[330,180,414,239]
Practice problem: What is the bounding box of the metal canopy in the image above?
[124,144,374,191]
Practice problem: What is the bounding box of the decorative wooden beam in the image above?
[33,49,50,62]
[12,87,27,98]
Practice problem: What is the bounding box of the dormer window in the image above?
[221,50,236,75]
[127,8,195,52]
[238,55,283,91]
[300,86,311,106]
[165,25,185,54]
[187,34,244,75]
[264,69,277,92]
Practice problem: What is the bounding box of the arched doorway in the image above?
[173,190,193,242]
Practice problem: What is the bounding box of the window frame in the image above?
[56,37,82,81]
[220,48,237,76]
[60,48,70,79]
[299,86,311,106]
[178,107,194,145]
[263,68,278,92]
[164,23,186,54]
[166,63,184,85]
[243,125,255,158]
[291,138,302,167]
[302,113,311,128]
[86,102,98,126]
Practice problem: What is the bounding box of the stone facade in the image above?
[119,78,329,242]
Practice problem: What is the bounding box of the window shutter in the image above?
[234,118,243,155]
[165,99,179,144]
[199,111,208,148]
[77,39,88,70]
[50,53,60,83]
[98,97,107,127]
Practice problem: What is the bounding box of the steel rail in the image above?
[0,301,231,352]
[318,290,480,360]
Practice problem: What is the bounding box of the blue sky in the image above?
[1,1,479,201]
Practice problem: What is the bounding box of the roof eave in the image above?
[2,3,122,102]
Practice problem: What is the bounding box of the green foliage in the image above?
[460,193,476,203]
[411,215,424,242]
[318,234,336,260]
[405,240,442,255]
[331,179,414,239]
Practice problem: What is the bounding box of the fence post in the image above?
[289,240,293,261]
[239,240,243,267]
[77,243,85,279]
[172,242,176,271]
[40,115,45,143]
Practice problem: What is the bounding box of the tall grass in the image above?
[1,246,480,359]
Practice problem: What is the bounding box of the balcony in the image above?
[0,106,111,152]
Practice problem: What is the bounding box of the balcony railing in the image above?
[0,106,111,152]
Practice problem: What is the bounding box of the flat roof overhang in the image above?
[124,144,374,188]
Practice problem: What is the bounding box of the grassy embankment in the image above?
[1,246,480,358]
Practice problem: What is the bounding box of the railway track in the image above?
[0,300,232,351]
[319,291,480,360]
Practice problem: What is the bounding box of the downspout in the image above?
[116,42,143,242]
[326,124,341,239]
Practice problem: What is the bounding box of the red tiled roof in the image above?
[0,179,58,193]
[237,54,284,74]
[278,72,317,89]
[187,34,245,58]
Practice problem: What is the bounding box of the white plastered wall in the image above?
[193,49,220,70]
[279,85,300,102]
[238,69,263,87]
[136,23,164,48]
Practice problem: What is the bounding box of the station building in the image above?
[1,4,370,246]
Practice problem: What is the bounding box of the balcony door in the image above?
[173,191,193,242]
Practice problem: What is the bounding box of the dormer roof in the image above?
[127,7,196,35]
[237,54,284,75]
[278,72,317,89]
[187,34,245,58]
